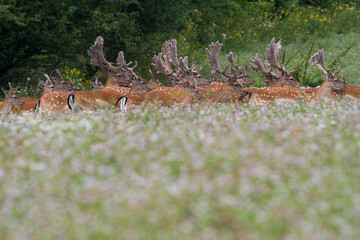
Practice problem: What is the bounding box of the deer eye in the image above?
[198,76,201,78]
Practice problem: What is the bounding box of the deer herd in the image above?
[1,36,358,115]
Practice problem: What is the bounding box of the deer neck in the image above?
[179,91,194,105]
[311,78,331,100]
[0,99,12,115]
[42,87,53,96]
[212,83,233,103]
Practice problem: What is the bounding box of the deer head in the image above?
[309,49,346,91]
[90,76,105,90]
[1,83,25,114]
[250,38,302,88]
[88,36,133,87]
[51,70,79,92]
[148,70,164,86]
[39,77,55,95]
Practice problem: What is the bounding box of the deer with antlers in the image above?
[248,49,346,104]
[250,38,302,88]
[152,39,209,88]
[36,37,139,112]
[0,84,25,115]
[202,41,254,103]
[5,73,76,113]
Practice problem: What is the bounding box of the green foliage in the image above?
[2,0,360,91]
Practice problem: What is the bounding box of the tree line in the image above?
[0,0,352,87]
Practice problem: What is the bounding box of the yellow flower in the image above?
[304,19,308,24]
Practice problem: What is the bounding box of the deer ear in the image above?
[39,79,46,86]
[2,88,9,97]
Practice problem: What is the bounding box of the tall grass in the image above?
[0,101,360,239]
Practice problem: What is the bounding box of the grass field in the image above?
[1,100,360,239]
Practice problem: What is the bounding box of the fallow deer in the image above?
[68,77,151,111]
[203,41,253,103]
[117,76,202,112]
[10,77,56,113]
[155,39,209,87]
[88,36,134,88]
[0,85,25,115]
[249,38,302,88]
[52,69,79,92]
[249,50,346,104]
[151,43,208,100]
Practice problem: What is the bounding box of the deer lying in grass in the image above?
[52,69,79,92]
[248,50,346,104]
[116,76,202,112]
[68,77,151,111]
[0,85,25,115]
[250,38,302,88]
[150,40,209,101]
[202,41,254,103]
[36,36,137,112]
[11,77,55,113]
[5,72,75,113]
[151,39,209,88]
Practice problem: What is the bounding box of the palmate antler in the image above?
[88,36,112,69]
[116,51,138,72]
[152,52,174,76]
[249,53,279,80]
[309,49,331,75]
[266,38,300,76]
[206,41,250,84]
[206,41,224,74]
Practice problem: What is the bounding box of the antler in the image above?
[266,38,282,70]
[116,51,138,71]
[206,41,223,73]
[55,69,66,83]
[249,53,279,79]
[8,82,14,94]
[152,53,173,76]
[163,39,180,68]
[87,36,112,69]
[309,49,332,75]
[227,52,246,76]
[44,73,53,83]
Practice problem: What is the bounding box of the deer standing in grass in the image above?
[0,85,25,115]
[248,49,346,104]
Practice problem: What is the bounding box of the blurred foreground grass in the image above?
[0,101,360,239]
